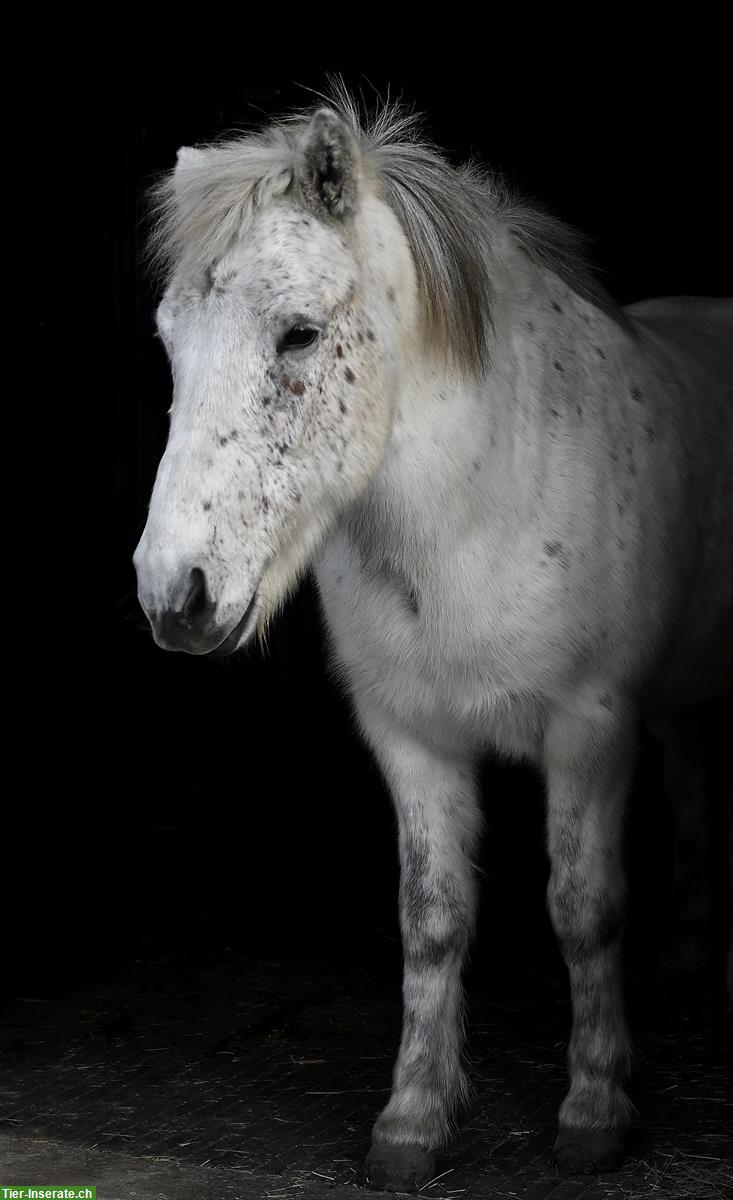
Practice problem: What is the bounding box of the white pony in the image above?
[134,93,732,1191]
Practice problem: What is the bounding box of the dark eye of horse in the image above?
[278,324,320,353]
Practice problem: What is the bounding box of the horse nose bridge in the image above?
[138,447,217,557]
[133,411,256,615]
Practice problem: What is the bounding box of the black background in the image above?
[19,45,731,989]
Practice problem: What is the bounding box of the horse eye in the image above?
[278,324,320,353]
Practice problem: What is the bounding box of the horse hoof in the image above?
[550,1128,625,1173]
[365,1142,437,1191]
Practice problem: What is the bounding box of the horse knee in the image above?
[548,874,625,960]
[401,886,472,970]
[403,927,465,969]
[399,837,477,966]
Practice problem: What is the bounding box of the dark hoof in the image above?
[551,1127,625,1173]
[365,1142,437,1191]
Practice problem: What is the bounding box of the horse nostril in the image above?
[154,566,218,649]
[179,567,212,626]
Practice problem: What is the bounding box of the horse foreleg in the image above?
[544,698,636,1173]
[362,716,482,1192]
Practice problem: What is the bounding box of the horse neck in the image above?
[348,247,623,580]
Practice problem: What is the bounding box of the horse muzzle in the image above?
[139,565,258,656]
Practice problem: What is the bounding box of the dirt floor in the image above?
[0,923,730,1200]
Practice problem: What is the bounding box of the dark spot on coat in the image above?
[544,540,571,569]
[344,367,356,384]
[625,443,637,475]
[202,500,212,512]
[339,400,347,414]
[356,331,364,344]
[644,424,656,441]
[552,301,563,313]
[262,496,269,512]
[551,408,560,418]
[218,435,229,447]
[336,344,343,358]
[596,346,606,360]
[576,405,583,418]
[283,375,305,396]
[366,329,376,342]
[599,691,613,710]
[336,461,343,472]
[631,386,643,402]
[386,288,396,304]
[553,360,564,372]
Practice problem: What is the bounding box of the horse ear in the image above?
[175,146,206,171]
[296,109,361,217]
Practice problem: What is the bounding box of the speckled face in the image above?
[134,196,401,654]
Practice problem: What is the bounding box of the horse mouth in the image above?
[206,587,259,657]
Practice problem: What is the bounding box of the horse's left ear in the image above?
[175,146,206,171]
[296,109,361,218]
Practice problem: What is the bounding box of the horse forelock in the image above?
[148,87,626,374]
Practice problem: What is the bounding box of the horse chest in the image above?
[316,534,555,758]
